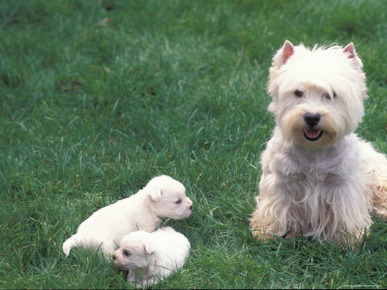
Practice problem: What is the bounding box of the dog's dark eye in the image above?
[294,90,304,98]
[175,199,182,204]
[324,93,331,100]
[324,91,337,100]
[123,250,131,257]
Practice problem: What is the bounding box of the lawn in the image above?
[0,0,386,288]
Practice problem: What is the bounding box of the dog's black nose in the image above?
[112,254,116,260]
[189,205,193,210]
[304,113,321,127]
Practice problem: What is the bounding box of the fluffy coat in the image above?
[63,175,193,256]
[250,41,387,246]
[113,226,190,287]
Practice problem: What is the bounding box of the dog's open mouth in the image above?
[304,129,323,141]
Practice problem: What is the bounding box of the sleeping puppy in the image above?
[113,226,190,287]
[63,175,193,256]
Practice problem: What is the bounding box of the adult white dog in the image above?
[63,175,193,256]
[250,40,387,246]
[113,226,190,287]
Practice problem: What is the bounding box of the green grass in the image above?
[0,0,386,288]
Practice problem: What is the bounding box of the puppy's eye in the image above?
[333,92,337,98]
[294,90,304,98]
[175,199,182,204]
[123,250,131,257]
[324,93,331,100]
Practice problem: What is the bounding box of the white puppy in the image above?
[113,226,190,287]
[63,175,193,256]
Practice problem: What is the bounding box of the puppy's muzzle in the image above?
[112,253,120,267]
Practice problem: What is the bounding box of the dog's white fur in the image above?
[113,226,190,287]
[250,40,387,246]
[63,175,193,256]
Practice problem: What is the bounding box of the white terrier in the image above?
[113,226,190,287]
[250,40,387,246]
[63,175,193,256]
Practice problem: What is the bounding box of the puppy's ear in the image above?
[148,188,162,202]
[343,42,363,68]
[272,40,294,67]
[143,243,155,255]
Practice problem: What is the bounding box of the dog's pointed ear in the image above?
[272,40,294,68]
[343,42,356,59]
[343,42,363,68]
[143,243,155,255]
[282,40,294,65]
[268,40,294,98]
[148,188,162,201]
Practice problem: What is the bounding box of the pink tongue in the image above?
[305,129,321,139]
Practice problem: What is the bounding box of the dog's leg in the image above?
[250,204,276,241]
[359,141,387,221]
[126,269,136,282]
[250,173,290,240]
[321,175,373,247]
[372,175,387,222]
[367,161,387,222]
[63,234,79,257]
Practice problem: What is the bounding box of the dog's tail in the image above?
[63,234,79,257]
[360,140,387,221]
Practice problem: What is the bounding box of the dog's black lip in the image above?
[304,130,323,141]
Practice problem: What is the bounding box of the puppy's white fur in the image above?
[250,41,387,246]
[63,175,193,256]
[113,226,190,287]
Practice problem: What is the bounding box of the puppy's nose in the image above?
[189,204,193,210]
[304,113,321,127]
[112,254,116,260]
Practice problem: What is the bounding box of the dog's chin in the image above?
[114,261,129,270]
[172,211,192,220]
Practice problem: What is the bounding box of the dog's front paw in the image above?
[250,213,279,241]
[250,225,274,241]
[140,276,159,288]
[126,271,136,282]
